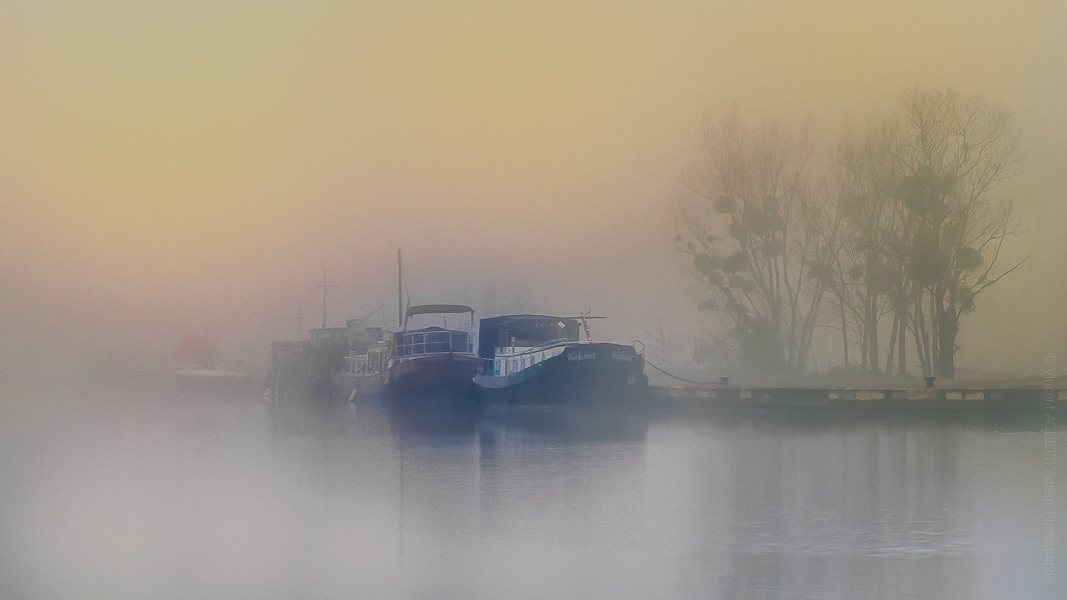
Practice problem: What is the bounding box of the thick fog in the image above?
[1,0,1065,379]
[3,4,1067,598]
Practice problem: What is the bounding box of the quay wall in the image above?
[650,385,1066,411]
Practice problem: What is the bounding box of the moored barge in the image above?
[473,314,648,406]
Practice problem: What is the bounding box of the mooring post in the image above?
[925,376,936,388]
[719,376,729,387]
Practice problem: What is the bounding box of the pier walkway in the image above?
[650,385,1064,411]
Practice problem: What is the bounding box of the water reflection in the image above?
[696,416,974,599]
[0,381,1061,598]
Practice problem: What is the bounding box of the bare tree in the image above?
[833,118,916,375]
[892,89,1025,379]
[679,91,1024,380]
[835,89,1025,379]
[677,110,836,377]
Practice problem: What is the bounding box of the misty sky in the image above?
[1,0,1064,375]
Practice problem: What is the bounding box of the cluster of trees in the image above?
[677,89,1024,380]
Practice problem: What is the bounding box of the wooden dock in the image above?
[650,385,1065,411]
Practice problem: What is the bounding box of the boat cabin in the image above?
[393,304,476,357]
[477,315,582,377]
[308,327,350,350]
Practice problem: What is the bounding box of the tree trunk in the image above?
[795,286,825,376]
[866,295,879,372]
[860,325,869,370]
[897,309,907,376]
[839,296,849,368]
[885,312,899,374]
[914,294,931,376]
[937,304,957,379]
[929,292,939,375]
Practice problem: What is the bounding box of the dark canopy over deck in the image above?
[477,315,581,358]
[406,304,475,317]
[403,304,475,329]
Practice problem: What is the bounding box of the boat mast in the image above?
[397,249,403,328]
[317,268,335,328]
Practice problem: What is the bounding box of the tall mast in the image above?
[397,249,403,328]
[317,268,335,328]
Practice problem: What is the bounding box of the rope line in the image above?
[643,358,724,386]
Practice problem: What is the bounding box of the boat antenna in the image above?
[317,268,336,328]
[579,310,593,342]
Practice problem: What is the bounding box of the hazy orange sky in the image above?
[2,0,1064,374]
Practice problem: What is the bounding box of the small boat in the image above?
[174,367,252,393]
[472,314,648,405]
[173,334,252,394]
[384,304,479,399]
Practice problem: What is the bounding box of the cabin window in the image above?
[496,319,580,350]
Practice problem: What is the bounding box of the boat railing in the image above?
[344,353,369,376]
[344,344,389,376]
[394,330,474,358]
[479,338,574,377]
[495,337,573,355]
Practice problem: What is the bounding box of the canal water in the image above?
[1,381,1062,599]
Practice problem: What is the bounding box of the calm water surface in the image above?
[1,381,1062,599]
